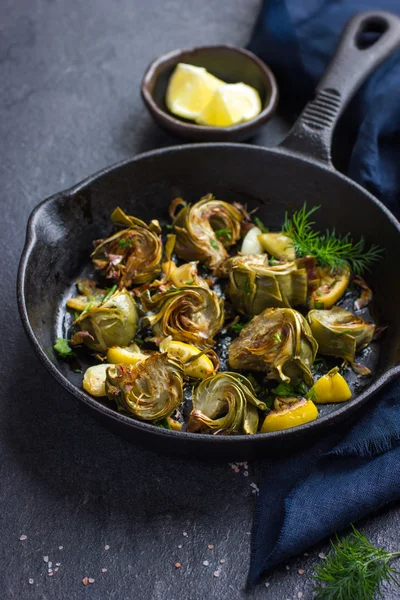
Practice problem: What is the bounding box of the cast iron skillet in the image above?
[18,12,400,460]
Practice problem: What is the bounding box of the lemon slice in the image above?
[166,63,223,120]
[160,338,215,379]
[196,82,262,127]
[107,344,149,366]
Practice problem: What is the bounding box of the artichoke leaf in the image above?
[307,306,375,371]
[91,207,162,287]
[228,308,317,386]
[72,288,138,353]
[172,193,243,269]
[105,353,184,421]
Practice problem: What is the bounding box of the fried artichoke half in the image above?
[105,353,184,422]
[172,193,243,269]
[307,306,375,374]
[71,288,138,353]
[187,372,267,435]
[91,207,162,287]
[143,286,224,348]
[222,254,308,315]
[229,308,318,386]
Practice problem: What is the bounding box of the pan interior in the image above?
[23,144,400,434]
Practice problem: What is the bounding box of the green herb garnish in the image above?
[210,238,220,250]
[156,418,172,430]
[283,204,383,275]
[80,300,93,316]
[118,238,132,248]
[246,373,260,393]
[166,224,173,230]
[231,322,244,333]
[271,381,309,397]
[54,338,75,359]
[273,332,282,343]
[315,301,325,309]
[269,257,278,266]
[214,228,232,241]
[244,278,251,296]
[102,284,117,303]
[254,216,268,233]
[313,526,400,600]
[134,337,143,346]
[185,281,194,285]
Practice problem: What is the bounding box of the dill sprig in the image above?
[313,526,400,600]
[282,204,383,275]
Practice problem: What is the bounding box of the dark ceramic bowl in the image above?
[141,45,279,142]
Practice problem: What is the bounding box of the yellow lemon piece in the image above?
[261,399,318,433]
[107,344,149,366]
[309,266,350,310]
[166,63,223,121]
[307,367,352,404]
[167,417,183,431]
[160,338,215,379]
[258,232,296,261]
[83,363,113,397]
[196,82,262,127]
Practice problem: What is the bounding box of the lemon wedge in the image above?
[196,82,262,127]
[166,63,223,121]
[107,344,149,366]
[160,338,215,379]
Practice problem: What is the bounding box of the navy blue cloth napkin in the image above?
[247,0,400,585]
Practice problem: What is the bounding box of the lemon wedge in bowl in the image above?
[166,63,223,121]
[196,82,262,127]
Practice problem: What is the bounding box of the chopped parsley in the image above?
[214,228,232,242]
[231,322,244,333]
[118,238,132,248]
[273,332,282,343]
[244,278,251,295]
[254,216,268,233]
[102,284,117,303]
[269,257,278,266]
[54,338,75,359]
[210,238,220,250]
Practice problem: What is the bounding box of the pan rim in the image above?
[17,142,400,446]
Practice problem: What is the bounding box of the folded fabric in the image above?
[248,0,400,218]
[247,0,400,584]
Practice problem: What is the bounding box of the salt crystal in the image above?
[304,552,309,556]
[213,570,220,577]
[265,582,270,587]
[182,532,188,537]
[104,545,110,550]
[178,544,182,549]
[56,563,61,567]
[43,556,49,563]
[48,572,54,577]
[298,569,305,575]
[243,471,249,477]
[286,565,290,570]
[298,593,303,599]
[219,559,225,564]
[318,552,326,560]
[88,578,95,584]
[28,579,34,585]
[54,568,59,572]
[48,562,52,569]
[208,544,214,549]
[101,568,107,573]
[202,560,209,566]
[19,535,27,541]
[59,546,63,550]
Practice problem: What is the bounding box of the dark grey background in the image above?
[1,0,399,598]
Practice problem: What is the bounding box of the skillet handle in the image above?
[279,11,400,166]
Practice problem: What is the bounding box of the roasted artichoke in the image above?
[72,288,138,352]
[172,194,243,269]
[187,372,267,434]
[229,308,318,386]
[143,285,224,348]
[307,306,375,371]
[105,353,184,421]
[91,207,162,287]
[224,254,307,315]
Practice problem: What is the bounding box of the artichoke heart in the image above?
[228,308,318,386]
[91,207,162,287]
[224,254,307,315]
[172,193,243,269]
[144,286,224,348]
[307,306,375,371]
[309,266,350,309]
[105,353,184,421]
[72,288,138,353]
[187,372,267,435]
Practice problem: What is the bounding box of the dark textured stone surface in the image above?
[1,0,399,598]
